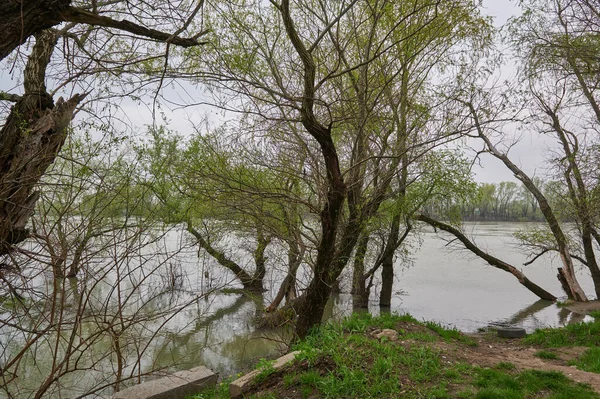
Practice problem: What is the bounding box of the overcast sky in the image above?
[473,0,553,184]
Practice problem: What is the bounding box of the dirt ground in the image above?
[452,333,600,393]
[565,300,600,315]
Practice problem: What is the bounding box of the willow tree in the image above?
[503,0,600,299]
[189,0,491,337]
[0,1,207,258]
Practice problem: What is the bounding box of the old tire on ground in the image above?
[497,327,526,339]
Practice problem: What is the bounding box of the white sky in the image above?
[473,0,553,184]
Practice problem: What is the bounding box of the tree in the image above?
[189,0,491,337]
[506,0,600,299]
[0,0,205,62]
[0,1,207,258]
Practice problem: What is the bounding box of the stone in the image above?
[230,351,301,398]
[112,366,217,399]
[374,329,399,341]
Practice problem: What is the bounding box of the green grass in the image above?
[190,313,600,399]
[535,350,560,360]
[524,317,600,347]
[570,347,600,374]
[473,368,598,399]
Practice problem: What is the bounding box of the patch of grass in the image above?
[254,358,276,384]
[424,320,478,346]
[192,313,600,399]
[535,350,560,360]
[590,310,600,319]
[186,376,232,399]
[494,362,516,371]
[571,347,600,374]
[524,317,600,347]
[474,368,598,399]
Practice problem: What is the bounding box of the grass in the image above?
[535,350,560,360]
[524,316,600,348]
[570,347,600,374]
[472,368,597,399]
[190,313,600,399]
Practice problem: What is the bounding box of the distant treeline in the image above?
[422,180,549,222]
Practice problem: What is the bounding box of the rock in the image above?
[374,329,399,341]
[112,366,217,399]
[230,351,301,398]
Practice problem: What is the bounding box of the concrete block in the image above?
[113,366,217,399]
[229,351,300,398]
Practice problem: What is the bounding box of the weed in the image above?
[254,358,276,384]
[571,347,600,374]
[535,350,560,360]
[525,317,600,347]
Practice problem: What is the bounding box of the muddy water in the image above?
[2,222,596,397]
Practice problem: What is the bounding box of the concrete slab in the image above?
[229,351,300,398]
[113,366,217,399]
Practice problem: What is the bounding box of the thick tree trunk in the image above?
[251,226,271,284]
[416,214,557,301]
[0,30,84,255]
[352,233,370,308]
[0,0,70,62]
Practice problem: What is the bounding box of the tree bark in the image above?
[351,232,370,308]
[379,214,403,307]
[0,0,69,62]
[416,213,557,301]
[0,0,206,62]
[0,30,85,255]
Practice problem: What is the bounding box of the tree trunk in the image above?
[0,0,70,62]
[251,226,271,284]
[266,240,304,312]
[379,214,402,307]
[0,30,84,256]
[280,0,348,339]
[352,233,370,308]
[416,213,557,301]
[187,224,264,292]
[545,107,600,298]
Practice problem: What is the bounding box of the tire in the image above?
[497,327,526,339]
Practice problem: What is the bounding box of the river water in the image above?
[1,222,596,398]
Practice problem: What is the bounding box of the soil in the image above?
[243,323,600,398]
[459,334,600,392]
[565,300,600,315]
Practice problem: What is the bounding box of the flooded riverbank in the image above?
[1,222,596,398]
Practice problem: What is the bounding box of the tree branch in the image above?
[60,6,208,47]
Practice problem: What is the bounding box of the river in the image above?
[0,222,596,398]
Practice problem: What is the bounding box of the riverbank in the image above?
[192,312,600,398]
